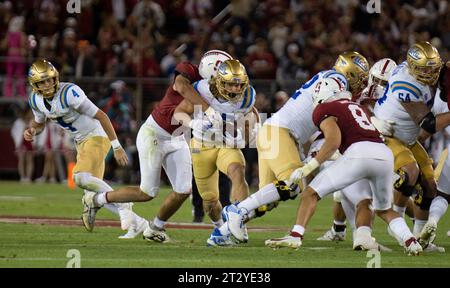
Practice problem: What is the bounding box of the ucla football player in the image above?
[373,42,448,249]
[174,59,259,246]
[24,59,144,237]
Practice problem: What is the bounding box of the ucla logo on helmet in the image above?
[353,56,368,72]
[408,47,421,60]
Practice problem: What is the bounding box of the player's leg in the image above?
[218,148,248,202]
[144,140,192,242]
[420,147,450,248]
[367,156,422,255]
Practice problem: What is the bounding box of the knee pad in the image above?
[333,191,343,203]
[255,201,279,218]
[73,172,91,189]
[274,180,298,201]
[414,195,433,211]
[394,169,416,197]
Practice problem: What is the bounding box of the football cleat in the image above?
[353,235,380,251]
[143,221,170,243]
[317,226,346,241]
[404,237,423,256]
[222,204,247,243]
[418,220,437,248]
[118,216,149,239]
[206,228,236,247]
[265,231,303,249]
[81,192,99,232]
[423,243,445,253]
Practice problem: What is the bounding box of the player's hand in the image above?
[23,127,36,142]
[289,159,320,184]
[370,116,395,136]
[189,118,213,133]
[113,147,129,166]
[224,129,245,148]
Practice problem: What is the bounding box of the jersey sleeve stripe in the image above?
[59,84,69,108]
[61,84,74,108]
[391,86,420,99]
[31,93,38,110]
[391,81,421,98]
[240,87,250,109]
[245,86,255,109]
[193,81,200,93]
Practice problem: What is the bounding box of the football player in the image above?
[82,50,232,241]
[265,78,422,255]
[173,59,259,246]
[24,59,143,237]
[317,58,398,242]
[373,41,447,249]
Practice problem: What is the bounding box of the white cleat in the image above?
[353,235,380,251]
[404,237,423,256]
[143,221,170,243]
[418,220,437,249]
[317,226,346,241]
[206,228,236,247]
[423,243,445,253]
[117,203,135,231]
[222,204,247,243]
[265,232,303,249]
[81,192,100,232]
[118,217,149,239]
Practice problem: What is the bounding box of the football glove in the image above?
[289,158,320,184]
[370,116,395,136]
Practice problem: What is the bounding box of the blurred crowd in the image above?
[1,0,450,188]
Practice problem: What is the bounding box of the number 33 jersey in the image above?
[313,99,383,154]
[28,82,106,142]
[373,61,435,145]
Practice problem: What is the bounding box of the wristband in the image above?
[111,139,122,150]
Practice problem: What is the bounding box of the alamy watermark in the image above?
[66,0,81,14]
[66,249,81,268]
[366,0,381,14]
[366,250,381,268]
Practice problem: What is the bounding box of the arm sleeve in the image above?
[175,62,200,83]
[76,97,99,118]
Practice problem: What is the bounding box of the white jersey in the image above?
[373,61,436,145]
[265,70,348,145]
[192,79,256,145]
[28,82,106,143]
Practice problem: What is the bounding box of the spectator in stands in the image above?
[2,16,27,98]
[11,107,34,183]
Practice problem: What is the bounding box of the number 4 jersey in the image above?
[312,99,383,154]
[28,82,106,142]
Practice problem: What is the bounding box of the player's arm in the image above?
[315,117,341,164]
[23,119,46,142]
[173,98,195,128]
[173,74,210,111]
[289,116,341,184]
[93,109,128,166]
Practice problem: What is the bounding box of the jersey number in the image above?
[56,117,77,132]
[348,104,376,131]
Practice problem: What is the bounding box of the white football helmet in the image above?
[312,77,346,107]
[199,50,233,80]
[368,58,397,87]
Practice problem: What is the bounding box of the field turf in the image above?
[0,181,449,268]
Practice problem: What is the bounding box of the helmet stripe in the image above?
[381,59,390,75]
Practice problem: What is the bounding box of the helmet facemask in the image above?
[213,59,249,102]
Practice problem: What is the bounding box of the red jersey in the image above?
[312,99,383,153]
[151,62,202,134]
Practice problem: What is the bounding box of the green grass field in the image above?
[0,181,449,268]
